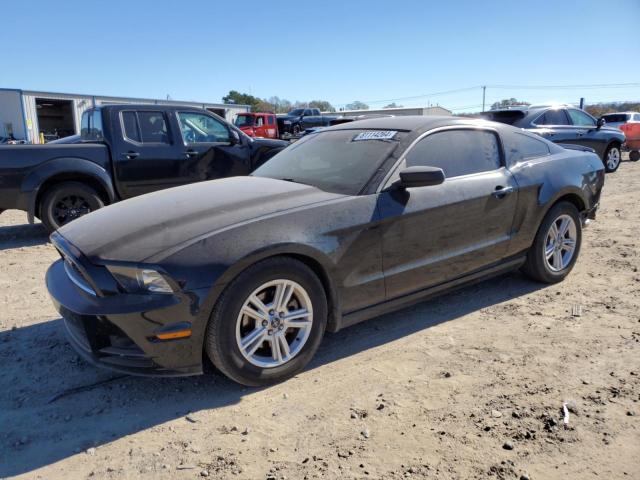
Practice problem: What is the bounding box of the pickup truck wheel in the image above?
[521,201,582,284]
[40,182,104,232]
[204,257,327,386]
[292,125,301,136]
[603,144,621,172]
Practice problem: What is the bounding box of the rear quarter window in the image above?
[504,132,550,164]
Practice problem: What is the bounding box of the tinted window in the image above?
[602,113,628,123]
[635,114,640,121]
[505,132,550,163]
[304,109,313,116]
[405,129,501,178]
[234,115,254,127]
[534,109,569,126]
[121,111,141,142]
[178,112,230,143]
[253,129,405,195]
[137,112,169,143]
[267,116,275,125]
[81,109,104,141]
[567,109,596,127]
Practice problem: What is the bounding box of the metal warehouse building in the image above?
[327,106,452,117]
[0,88,250,143]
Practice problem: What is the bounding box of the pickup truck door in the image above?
[173,111,253,180]
[111,109,187,199]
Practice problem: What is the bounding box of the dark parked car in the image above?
[0,105,287,231]
[482,104,626,173]
[277,108,339,136]
[46,116,604,386]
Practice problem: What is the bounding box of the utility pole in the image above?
[482,86,486,112]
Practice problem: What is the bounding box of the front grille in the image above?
[63,258,95,295]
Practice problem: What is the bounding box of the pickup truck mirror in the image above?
[394,166,445,189]
[596,117,606,129]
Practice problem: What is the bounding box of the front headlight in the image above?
[106,265,174,294]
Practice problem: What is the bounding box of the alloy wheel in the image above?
[53,195,91,226]
[235,279,313,368]
[544,214,577,272]
[606,147,621,171]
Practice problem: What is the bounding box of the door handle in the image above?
[185,150,199,158]
[123,151,139,159]
[492,186,514,198]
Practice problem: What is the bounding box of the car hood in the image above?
[58,176,344,263]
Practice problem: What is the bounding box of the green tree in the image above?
[222,90,262,110]
[383,102,403,109]
[345,101,369,110]
[490,98,530,110]
[308,100,335,112]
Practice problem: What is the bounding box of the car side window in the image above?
[177,112,231,143]
[567,109,596,127]
[635,114,640,121]
[267,116,275,125]
[121,111,142,143]
[405,129,501,178]
[505,132,550,163]
[535,109,569,126]
[137,112,170,144]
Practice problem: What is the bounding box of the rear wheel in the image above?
[205,257,327,386]
[629,150,640,162]
[40,182,104,232]
[603,144,621,172]
[522,202,582,284]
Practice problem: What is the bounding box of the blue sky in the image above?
[1,0,639,112]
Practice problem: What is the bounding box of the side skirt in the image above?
[337,255,526,331]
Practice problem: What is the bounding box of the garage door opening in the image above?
[36,98,75,142]
[206,107,227,119]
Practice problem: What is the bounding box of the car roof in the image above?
[328,115,496,132]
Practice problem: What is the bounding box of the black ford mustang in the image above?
[46,116,605,386]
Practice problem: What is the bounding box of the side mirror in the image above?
[596,117,606,129]
[394,166,445,189]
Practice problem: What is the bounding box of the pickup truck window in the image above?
[178,112,230,143]
[138,112,170,144]
[289,109,305,116]
[81,109,104,141]
[121,111,142,142]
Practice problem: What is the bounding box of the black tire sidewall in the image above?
[41,182,104,232]
[205,258,327,386]
[526,202,582,283]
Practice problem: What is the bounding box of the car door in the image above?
[566,108,604,155]
[111,109,187,199]
[175,110,253,181]
[529,108,576,145]
[377,127,519,300]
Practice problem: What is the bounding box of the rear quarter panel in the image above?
[507,148,604,256]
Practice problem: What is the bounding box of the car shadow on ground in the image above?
[0,273,544,477]
[0,222,48,250]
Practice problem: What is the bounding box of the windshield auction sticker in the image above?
[353,130,398,141]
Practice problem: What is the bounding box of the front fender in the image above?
[22,158,116,223]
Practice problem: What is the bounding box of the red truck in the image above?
[234,112,279,139]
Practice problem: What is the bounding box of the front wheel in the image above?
[40,181,104,233]
[603,144,621,173]
[521,202,582,284]
[205,257,327,386]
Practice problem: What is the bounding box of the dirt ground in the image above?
[1,157,639,480]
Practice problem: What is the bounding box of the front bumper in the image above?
[46,259,210,377]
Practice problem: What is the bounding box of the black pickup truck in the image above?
[0,105,288,231]
[277,108,339,136]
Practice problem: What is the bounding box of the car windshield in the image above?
[602,114,629,123]
[234,115,254,127]
[289,109,305,116]
[253,129,405,195]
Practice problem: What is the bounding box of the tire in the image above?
[40,181,104,233]
[205,257,328,386]
[521,201,582,284]
[629,150,640,162]
[603,144,621,173]
[292,125,301,136]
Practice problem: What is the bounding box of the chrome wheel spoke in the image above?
[558,217,571,237]
[270,335,283,362]
[240,327,267,357]
[284,309,312,328]
[545,242,555,259]
[277,334,291,360]
[544,213,578,272]
[562,238,576,253]
[553,250,563,270]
